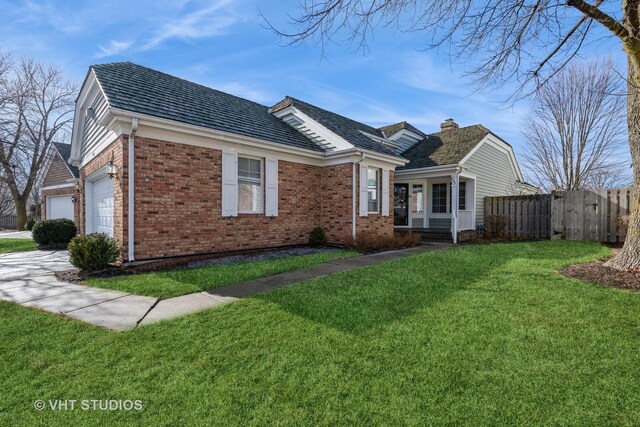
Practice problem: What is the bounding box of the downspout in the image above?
[128,118,138,261]
[451,166,461,245]
[353,152,366,238]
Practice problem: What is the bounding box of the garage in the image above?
[46,195,74,221]
[87,176,114,237]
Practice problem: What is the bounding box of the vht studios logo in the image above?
[34,399,143,411]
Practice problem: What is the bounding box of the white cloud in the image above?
[95,40,133,58]
[397,54,474,97]
[207,81,276,105]
[143,0,241,50]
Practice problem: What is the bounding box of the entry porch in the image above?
[393,169,476,243]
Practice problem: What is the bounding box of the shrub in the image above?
[25,218,36,231]
[32,219,77,247]
[342,231,421,253]
[484,215,509,239]
[309,227,328,247]
[68,233,120,271]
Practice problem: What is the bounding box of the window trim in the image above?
[367,167,381,214]
[458,181,466,211]
[237,155,264,215]
[431,182,448,214]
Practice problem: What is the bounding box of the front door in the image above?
[394,184,409,226]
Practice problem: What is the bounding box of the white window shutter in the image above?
[359,165,368,217]
[382,169,390,216]
[221,151,238,217]
[265,158,278,217]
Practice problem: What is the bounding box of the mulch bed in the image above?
[560,246,640,291]
[55,245,343,284]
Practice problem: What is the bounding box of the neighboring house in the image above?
[38,142,80,223]
[69,62,528,261]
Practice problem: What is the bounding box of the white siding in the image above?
[463,142,519,227]
[81,93,116,158]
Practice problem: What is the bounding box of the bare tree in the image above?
[523,59,626,192]
[265,0,640,270]
[0,181,14,217]
[0,55,76,230]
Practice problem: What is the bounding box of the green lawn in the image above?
[5,241,640,426]
[86,250,358,299]
[0,238,37,253]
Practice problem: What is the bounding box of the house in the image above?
[69,62,527,261]
[38,142,80,223]
[387,120,536,241]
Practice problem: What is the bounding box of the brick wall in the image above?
[41,187,80,224]
[355,165,394,236]
[79,135,397,261]
[131,136,327,260]
[320,163,354,242]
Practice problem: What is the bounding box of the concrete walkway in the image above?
[0,244,451,331]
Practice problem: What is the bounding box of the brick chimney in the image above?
[440,118,459,132]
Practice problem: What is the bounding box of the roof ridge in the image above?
[91,62,272,109]
[428,123,488,136]
[286,96,382,134]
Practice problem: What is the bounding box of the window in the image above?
[459,181,466,210]
[238,157,263,214]
[367,168,381,213]
[411,184,423,214]
[432,183,447,213]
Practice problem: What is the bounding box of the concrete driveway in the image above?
[0,249,72,280]
[0,248,158,331]
[0,230,33,239]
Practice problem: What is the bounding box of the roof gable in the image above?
[398,125,490,170]
[379,121,425,139]
[271,96,398,156]
[90,62,323,153]
[53,142,79,178]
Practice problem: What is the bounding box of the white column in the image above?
[451,174,459,244]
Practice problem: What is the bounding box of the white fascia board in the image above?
[70,70,107,165]
[358,130,400,149]
[107,110,327,163]
[388,129,423,142]
[394,164,459,179]
[327,147,407,167]
[459,170,477,180]
[273,106,354,152]
[35,144,56,189]
[459,133,523,181]
[92,109,406,171]
[41,183,75,191]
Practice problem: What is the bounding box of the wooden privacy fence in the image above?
[484,187,633,242]
[0,215,38,230]
[550,188,632,242]
[484,194,551,239]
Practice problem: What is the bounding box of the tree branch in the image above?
[566,0,629,38]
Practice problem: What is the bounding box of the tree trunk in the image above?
[14,198,28,231]
[605,55,640,270]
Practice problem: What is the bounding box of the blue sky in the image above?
[0,0,631,177]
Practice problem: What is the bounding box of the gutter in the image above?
[353,152,366,238]
[128,118,138,261]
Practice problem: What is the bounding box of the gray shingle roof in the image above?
[378,121,425,138]
[53,142,79,178]
[90,62,323,152]
[272,96,399,156]
[398,125,490,170]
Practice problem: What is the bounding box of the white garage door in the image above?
[47,195,74,221]
[90,177,114,237]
